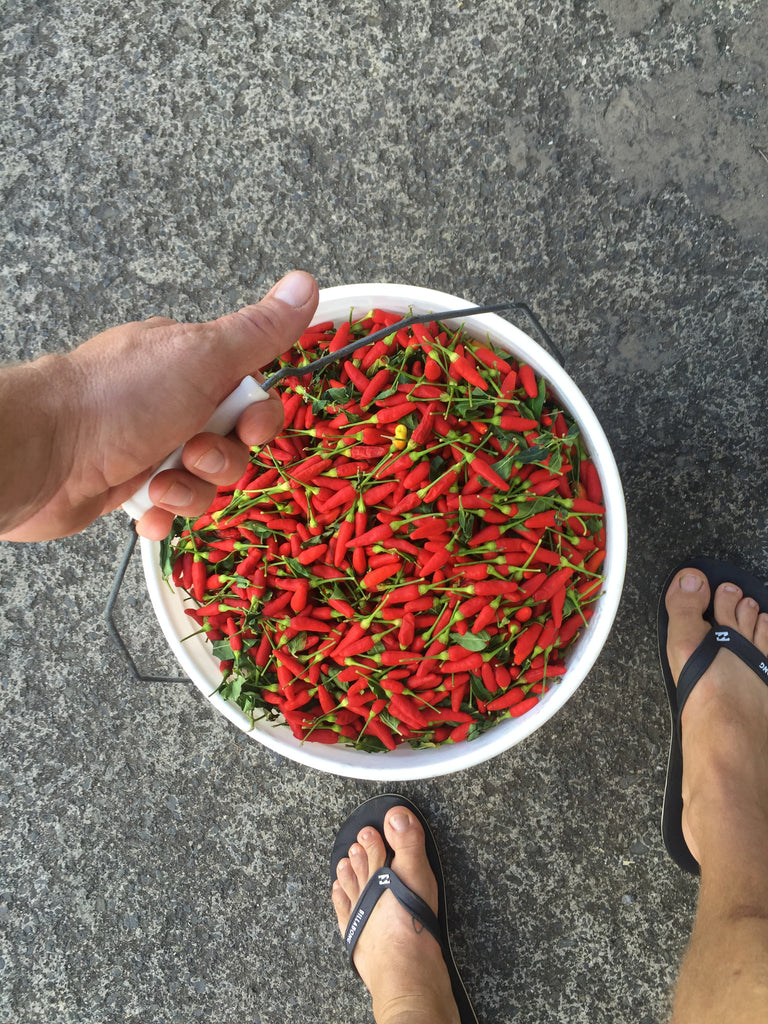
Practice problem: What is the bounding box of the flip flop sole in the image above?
[658,557,768,875]
[330,793,478,1024]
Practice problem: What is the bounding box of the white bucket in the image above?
[141,284,627,780]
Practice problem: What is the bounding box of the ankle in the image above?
[373,989,461,1024]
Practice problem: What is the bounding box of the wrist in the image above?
[0,353,79,535]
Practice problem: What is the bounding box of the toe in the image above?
[735,596,760,641]
[357,825,387,874]
[712,582,744,630]
[756,613,768,655]
[335,855,361,903]
[331,877,352,932]
[382,806,439,914]
[665,569,712,682]
[383,806,427,856]
[349,841,372,889]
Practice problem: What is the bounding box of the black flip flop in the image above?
[658,557,768,875]
[330,794,478,1024]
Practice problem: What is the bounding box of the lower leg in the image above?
[665,571,768,1023]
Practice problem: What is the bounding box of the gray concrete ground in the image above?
[1,1,766,1022]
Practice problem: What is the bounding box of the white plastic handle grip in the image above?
[122,375,270,521]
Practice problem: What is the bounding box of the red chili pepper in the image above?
[362,563,401,590]
[471,604,497,634]
[499,413,539,431]
[519,364,538,398]
[449,353,488,391]
[550,585,566,629]
[581,460,603,503]
[535,567,574,604]
[190,558,207,603]
[364,716,398,750]
[487,686,526,711]
[513,623,544,665]
[474,346,511,373]
[398,612,416,647]
[346,523,394,548]
[566,497,605,515]
[468,456,509,491]
[297,543,328,566]
[359,368,391,408]
[509,695,539,717]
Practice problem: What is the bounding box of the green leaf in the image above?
[283,556,315,579]
[490,452,518,481]
[379,710,401,732]
[323,386,352,403]
[287,633,308,655]
[516,444,549,464]
[566,420,581,443]
[458,506,474,544]
[429,454,447,481]
[469,673,493,701]
[449,631,489,651]
[212,638,235,661]
[159,537,175,580]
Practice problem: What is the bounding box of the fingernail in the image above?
[194,448,226,474]
[160,481,194,507]
[680,573,703,591]
[389,811,411,832]
[272,270,314,308]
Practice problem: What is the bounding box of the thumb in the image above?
[197,270,319,392]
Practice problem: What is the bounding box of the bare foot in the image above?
[331,805,460,1024]
[665,569,768,873]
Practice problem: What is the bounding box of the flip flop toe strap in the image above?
[343,864,445,965]
[676,625,768,734]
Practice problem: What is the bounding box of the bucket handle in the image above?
[105,301,562,684]
[508,303,565,367]
[106,528,191,684]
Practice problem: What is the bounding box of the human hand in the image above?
[0,271,319,542]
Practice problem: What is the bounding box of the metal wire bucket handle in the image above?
[506,302,564,367]
[105,529,191,684]
[105,300,563,684]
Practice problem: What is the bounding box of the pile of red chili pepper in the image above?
[161,309,606,751]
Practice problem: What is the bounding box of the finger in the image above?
[180,431,250,485]
[134,506,178,542]
[146,468,217,517]
[235,388,285,447]
[193,270,319,390]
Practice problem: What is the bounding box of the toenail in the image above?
[680,573,703,592]
[389,811,412,831]
[723,584,739,593]
[358,827,376,844]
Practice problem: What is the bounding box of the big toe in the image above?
[383,806,439,912]
[665,569,712,682]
